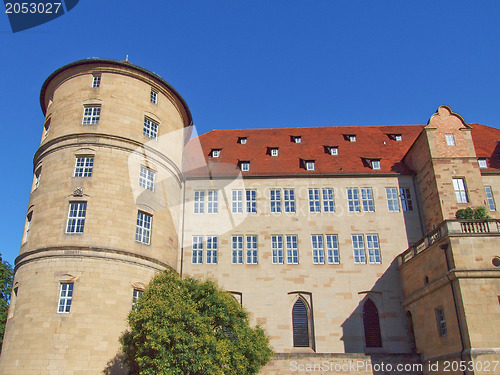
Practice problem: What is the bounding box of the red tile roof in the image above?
[183,124,500,177]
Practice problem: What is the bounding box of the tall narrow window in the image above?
[232,236,243,264]
[207,190,218,214]
[453,178,468,203]
[132,289,143,310]
[363,299,382,347]
[271,235,284,264]
[366,234,381,264]
[435,307,447,336]
[386,188,400,212]
[194,190,205,214]
[292,298,310,348]
[150,89,158,104]
[139,166,155,191]
[23,212,32,243]
[43,119,50,138]
[485,186,496,211]
[361,188,374,212]
[347,188,360,212]
[286,235,298,264]
[192,236,203,264]
[232,190,243,213]
[312,235,324,264]
[58,283,74,313]
[352,234,366,264]
[206,236,218,264]
[66,202,87,234]
[33,167,41,190]
[92,75,101,88]
[445,134,456,146]
[322,188,335,212]
[143,118,159,140]
[82,105,100,125]
[135,211,152,245]
[400,188,413,211]
[326,235,339,264]
[246,190,257,213]
[308,189,320,213]
[246,235,258,264]
[270,189,281,213]
[284,189,295,213]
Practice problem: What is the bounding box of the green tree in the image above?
[456,206,490,220]
[0,255,14,353]
[121,270,273,375]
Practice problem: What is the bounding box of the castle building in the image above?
[0,59,499,375]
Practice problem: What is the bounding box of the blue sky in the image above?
[1,1,500,265]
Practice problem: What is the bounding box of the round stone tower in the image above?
[0,59,192,374]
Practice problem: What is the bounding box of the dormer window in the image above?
[305,160,315,171]
[389,134,403,141]
[211,149,221,158]
[238,137,247,145]
[344,134,356,142]
[240,161,250,172]
[371,160,381,170]
[329,146,338,156]
[270,148,279,157]
[478,158,487,169]
[292,136,302,144]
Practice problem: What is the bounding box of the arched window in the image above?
[362,299,382,348]
[292,298,310,347]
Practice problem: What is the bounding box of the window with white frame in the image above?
[361,188,374,212]
[240,161,250,172]
[400,188,413,211]
[270,189,281,213]
[329,146,338,156]
[293,136,302,143]
[366,234,381,264]
[270,148,279,157]
[371,160,381,170]
[135,211,152,245]
[435,307,447,336]
[347,188,360,212]
[139,166,155,191]
[305,161,315,171]
[453,178,468,203]
[232,236,243,264]
[445,134,456,146]
[326,235,339,264]
[150,89,158,104]
[352,234,366,264]
[194,190,205,214]
[348,135,356,142]
[143,117,159,140]
[309,189,321,213]
[238,137,247,144]
[211,149,221,158]
[206,236,218,264]
[232,190,243,213]
[57,283,73,313]
[386,188,400,212]
[312,235,325,264]
[286,235,298,264]
[284,189,295,213]
[92,75,101,88]
[74,156,94,177]
[66,202,87,234]
[322,188,335,212]
[246,190,257,213]
[82,105,100,125]
[207,190,218,214]
[23,212,32,243]
[394,134,402,141]
[192,236,203,264]
[271,235,284,264]
[246,235,258,264]
[484,186,496,211]
[132,289,143,310]
[478,158,487,169]
[33,167,41,190]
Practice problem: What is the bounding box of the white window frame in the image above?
[400,188,413,211]
[484,186,496,211]
[150,89,158,104]
[57,283,73,313]
[326,235,340,264]
[361,188,374,212]
[305,161,315,171]
[366,234,381,264]
[284,189,295,213]
[312,235,325,264]
[246,235,258,264]
[206,236,218,264]
[207,190,218,214]
[239,137,247,145]
[349,135,356,142]
[445,134,456,146]
[143,117,159,141]
[272,235,284,264]
[478,158,487,169]
[347,188,360,212]
[322,188,335,212]
[286,235,298,264]
[352,234,366,264]
[270,189,281,213]
[395,134,402,141]
[92,75,101,88]
[232,190,243,213]
[246,190,257,213]
[74,156,94,177]
[66,202,87,234]
[132,289,143,310]
[139,166,155,192]
[232,235,243,264]
[135,211,152,245]
[308,189,321,213]
[371,160,381,170]
[330,147,338,156]
[194,190,205,214]
[240,161,250,172]
[82,105,100,125]
[270,148,279,157]
[386,187,400,212]
[192,236,203,264]
[293,136,302,144]
[453,178,468,203]
[211,149,221,158]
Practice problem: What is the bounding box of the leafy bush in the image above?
[455,206,490,220]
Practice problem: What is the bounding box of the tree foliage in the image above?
[455,206,490,220]
[121,270,273,375]
[0,255,14,352]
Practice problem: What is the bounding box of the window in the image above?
[329,146,338,156]
[66,202,87,234]
[194,190,205,214]
[240,161,250,172]
[143,118,159,140]
[478,158,488,169]
[363,299,382,347]
[352,234,366,264]
[284,189,295,213]
[292,136,302,143]
[211,149,221,158]
[485,186,496,211]
[271,235,284,264]
[207,190,218,214]
[361,188,374,212]
[326,235,340,264]
[348,135,356,142]
[135,211,152,245]
[33,167,41,190]
[366,234,381,264]
[453,178,468,203]
[445,134,456,146]
[312,235,324,264]
[400,188,413,211]
[82,105,100,125]
[57,283,73,313]
[292,298,310,348]
[308,189,320,213]
[206,236,218,264]
[232,236,243,264]
[286,235,298,264]
[132,289,143,310]
[238,137,247,144]
[192,236,203,264]
[232,190,243,213]
[270,189,281,213]
[347,188,360,212]
[246,190,257,213]
[435,307,447,336]
[139,166,155,191]
[246,235,258,264]
[270,148,279,157]
[43,119,50,138]
[74,156,94,177]
[394,134,402,141]
[92,75,101,88]
[322,189,335,212]
[23,212,32,243]
[386,188,400,212]
[150,89,158,104]
[371,160,381,170]
[305,161,315,171]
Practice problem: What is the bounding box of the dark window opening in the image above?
[292,298,309,347]
[363,299,382,348]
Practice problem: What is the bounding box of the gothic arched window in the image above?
[292,298,310,347]
[362,299,382,348]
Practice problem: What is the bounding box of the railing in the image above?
[398,219,500,265]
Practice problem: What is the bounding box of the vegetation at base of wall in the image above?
[0,255,14,353]
[455,206,490,220]
[121,270,273,375]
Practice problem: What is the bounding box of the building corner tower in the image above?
[0,59,192,374]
